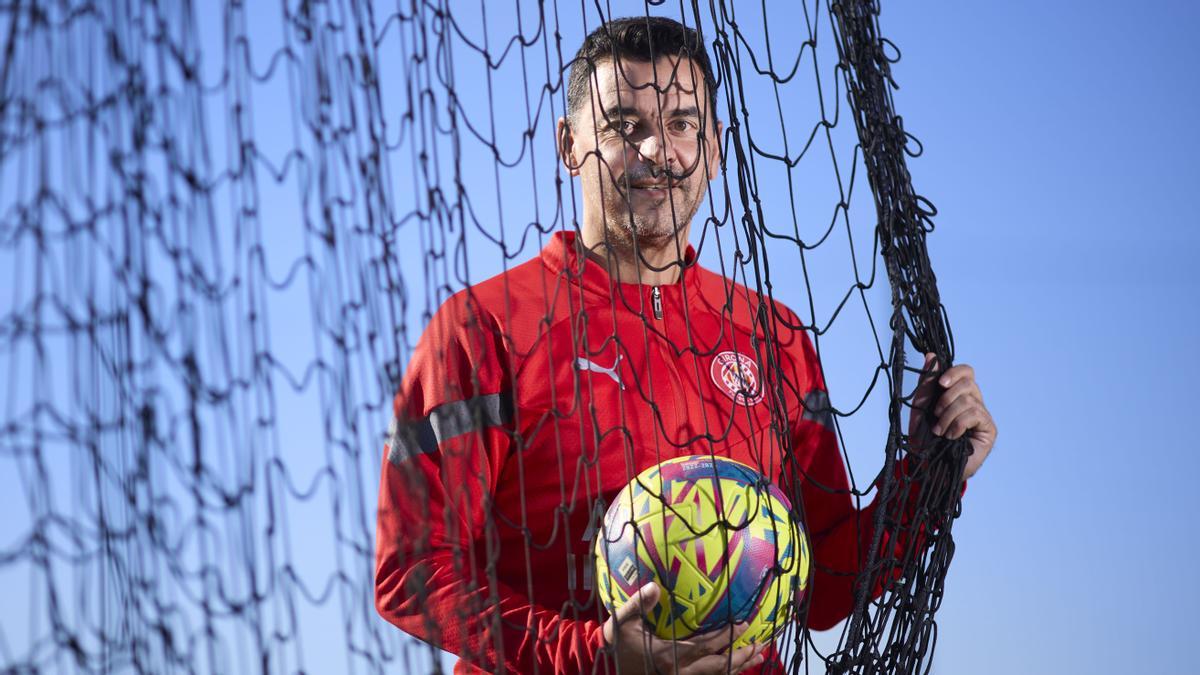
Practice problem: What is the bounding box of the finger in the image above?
[938,363,975,389]
[953,405,996,440]
[921,352,937,374]
[931,396,976,436]
[911,353,941,410]
[676,621,750,657]
[933,380,981,417]
[682,643,759,675]
[915,352,939,388]
[726,643,762,672]
[908,354,944,443]
[936,405,986,441]
[945,410,986,441]
[735,645,767,674]
[616,582,661,626]
[603,582,662,646]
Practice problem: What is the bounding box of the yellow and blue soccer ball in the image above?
[594,455,811,648]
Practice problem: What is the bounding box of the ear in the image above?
[557,116,582,177]
[705,120,724,181]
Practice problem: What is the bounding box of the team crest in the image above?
[710,350,764,406]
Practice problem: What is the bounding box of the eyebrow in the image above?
[667,105,701,119]
[600,104,702,122]
[600,105,641,122]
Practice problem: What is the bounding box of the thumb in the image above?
[909,353,940,442]
[603,582,661,646]
[615,581,661,625]
[913,353,940,408]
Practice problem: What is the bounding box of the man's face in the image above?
[560,56,721,248]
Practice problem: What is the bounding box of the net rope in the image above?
[0,1,969,673]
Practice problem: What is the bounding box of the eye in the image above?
[668,119,695,133]
[609,119,637,135]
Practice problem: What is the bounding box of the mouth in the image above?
[627,183,678,197]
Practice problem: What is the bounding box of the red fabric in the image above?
[375,232,931,673]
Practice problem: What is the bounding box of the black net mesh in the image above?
[0,1,969,673]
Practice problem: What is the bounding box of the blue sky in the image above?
[1,1,1197,673]
[881,1,1200,672]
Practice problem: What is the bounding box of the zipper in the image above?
[651,286,663,320]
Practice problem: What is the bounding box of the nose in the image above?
[636,133,667,169]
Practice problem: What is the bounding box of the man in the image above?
[375,16,996,675]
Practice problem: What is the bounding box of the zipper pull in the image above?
[651,286,663,320]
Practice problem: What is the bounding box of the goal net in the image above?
[0,1,968,673]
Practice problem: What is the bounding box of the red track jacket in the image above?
[376,232,911,673]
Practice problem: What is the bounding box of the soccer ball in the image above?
[594,455,811,648]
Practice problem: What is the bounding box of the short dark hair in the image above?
[566,16,719,130]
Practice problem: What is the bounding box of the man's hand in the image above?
[910,353,997,481]
[602,582,766,674]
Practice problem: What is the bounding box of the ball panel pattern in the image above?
[595,456,811,649]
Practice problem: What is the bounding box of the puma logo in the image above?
[575,354,624,390]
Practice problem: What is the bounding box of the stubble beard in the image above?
[603,184,700,250]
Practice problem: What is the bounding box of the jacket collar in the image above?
[540,231,701,301]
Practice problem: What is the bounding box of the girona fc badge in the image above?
[710,351,764,406]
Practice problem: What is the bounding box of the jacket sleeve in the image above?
[785,332,961,632]
[374,295,606,673]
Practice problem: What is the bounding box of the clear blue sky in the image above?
[1,1,1196,673]
[880,2,1200,672]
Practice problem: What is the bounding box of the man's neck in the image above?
[577,225,690,287]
